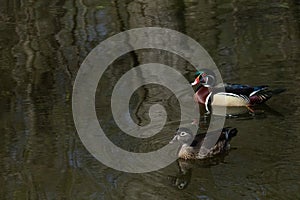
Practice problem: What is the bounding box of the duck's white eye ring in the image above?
[180,131,188,137]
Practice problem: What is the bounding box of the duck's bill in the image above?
[191,76,200,86]
[191,75,208,86]
[169,135,179,144]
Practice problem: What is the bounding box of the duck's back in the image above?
[186,128,237,159]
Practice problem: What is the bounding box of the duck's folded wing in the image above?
[225,83,259,96]
[213,83,268,96]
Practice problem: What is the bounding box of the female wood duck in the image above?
[191,71,285,111]
[170,127,237,160]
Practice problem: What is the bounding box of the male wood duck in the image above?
[170,127,237,160]
[191,71,285,111]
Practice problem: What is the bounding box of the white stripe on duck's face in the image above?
[211,93,249,107]
[202,75,215,87]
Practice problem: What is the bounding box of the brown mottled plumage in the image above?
[170,127,237,160]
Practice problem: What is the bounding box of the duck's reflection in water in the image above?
[207,104,284,120]
[168,126,238,190]
[169,154,231,190]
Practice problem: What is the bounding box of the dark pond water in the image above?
[1,0,300,199]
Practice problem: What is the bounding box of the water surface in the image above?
[0,0,300,199]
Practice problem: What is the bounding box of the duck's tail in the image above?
[249,88,286,105]
[271,88,286,95]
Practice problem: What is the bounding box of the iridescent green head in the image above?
[191,71,207,86]
[192,69,216,87]
[195,71,205,77]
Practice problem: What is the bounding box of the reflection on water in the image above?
[0,0,300,199]
[211,104,285,120]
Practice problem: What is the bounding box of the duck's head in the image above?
[170,127,194,145]
[191,70,216,87]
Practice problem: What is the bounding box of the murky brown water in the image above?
[1,0,300,199]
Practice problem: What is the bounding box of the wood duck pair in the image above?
[191,71,285,111]
[169,71,284,160]
[170,127,237,160]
